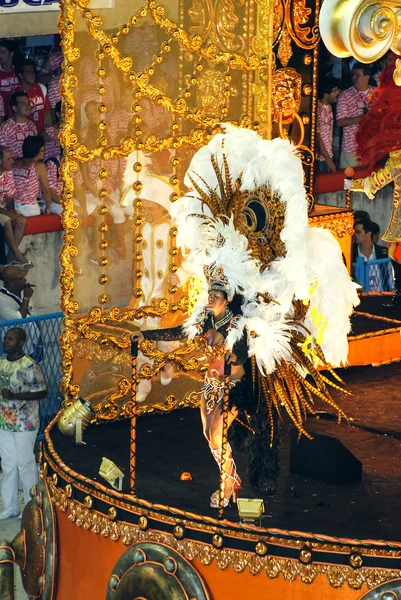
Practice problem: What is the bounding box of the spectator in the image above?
[0,145,27,264]
[38,39,63,86]
[109,88,134,144]
[16,59,52,134]
[0,39,19,119]
[0,224,5,268]
[353,209,370,223]
[0,265,34,320]
[370,221,381,245]
[0,91,37,160]
[0,95,4,127]
[353,218,388,291]
[336,63,374,168]
[0,327,47,519]
[42,156,62,216]
[44,100,61,162]
[13,135,53,216]
[0,265,42,360]
[316,77,340,172]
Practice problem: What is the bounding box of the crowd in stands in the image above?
[0,37,63,277]
[316,49,394,173]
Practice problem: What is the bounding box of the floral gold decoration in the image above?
[58,0,322,416]
[309,212,355,240]
[277,27,293,66]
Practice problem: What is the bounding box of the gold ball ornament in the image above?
[255,541,268,556]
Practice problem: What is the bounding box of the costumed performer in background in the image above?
[135,126,359,508]
[347,57,401,311]
[122,154,187,402]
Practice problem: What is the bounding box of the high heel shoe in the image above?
[209,445,242,508]
[210,478,242,508]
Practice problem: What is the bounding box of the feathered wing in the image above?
[303,227,360,367]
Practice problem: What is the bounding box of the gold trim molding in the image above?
[48,479,401,590]
[309,212,355,239]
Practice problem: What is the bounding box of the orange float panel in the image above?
[55,505,368,600]
[348,330,401,367]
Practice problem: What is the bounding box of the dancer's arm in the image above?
[352,150,401,199]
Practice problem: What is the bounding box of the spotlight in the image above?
[58,398,94,443]
[99,457,124,491]
[237,498,265,525]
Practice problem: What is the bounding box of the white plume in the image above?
[174,126,359,369]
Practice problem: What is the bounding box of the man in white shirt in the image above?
[353,219,389,292]
[0,265,34,320]
[0,327,47,519]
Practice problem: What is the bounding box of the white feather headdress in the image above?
[172,125,359,437]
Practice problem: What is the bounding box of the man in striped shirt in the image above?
[16,60,51,134]
[316,77,340,173]
[336,63,374,168]
[0,92,37,160]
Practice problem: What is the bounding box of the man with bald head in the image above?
[0,327,47,519]
[0,265,34,321]
[0,265,42,361]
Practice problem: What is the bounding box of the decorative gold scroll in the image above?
[58,0,321,412]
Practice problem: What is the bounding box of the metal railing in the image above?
[353,257,395,293]
[0,312,63,439]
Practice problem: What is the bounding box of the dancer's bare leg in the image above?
[209,404,239,498]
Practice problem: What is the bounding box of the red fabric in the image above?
[24,213,62,235]
[48,76,61,109]
[316,102,334,160]
[395,242,401,263]
[0,170,16,206]
[0,68,19,117]
[336,86,373,153]
[357,60,401,165]
[13,163,40,208]
[0,118,37,159]
[314,165,372,195]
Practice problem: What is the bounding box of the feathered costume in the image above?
[352,58,401,298]
[173,127,357,411]
[143,125,359,497]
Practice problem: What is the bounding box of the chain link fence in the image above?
[353,257,395,293]
[0,313,63,439]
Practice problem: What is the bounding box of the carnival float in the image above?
[2,0,401,599]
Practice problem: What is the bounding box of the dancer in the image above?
[135,126,358,507]
[347,58,401,310]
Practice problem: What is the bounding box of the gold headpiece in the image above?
[188,153,286,265]
[204,262,233,300]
